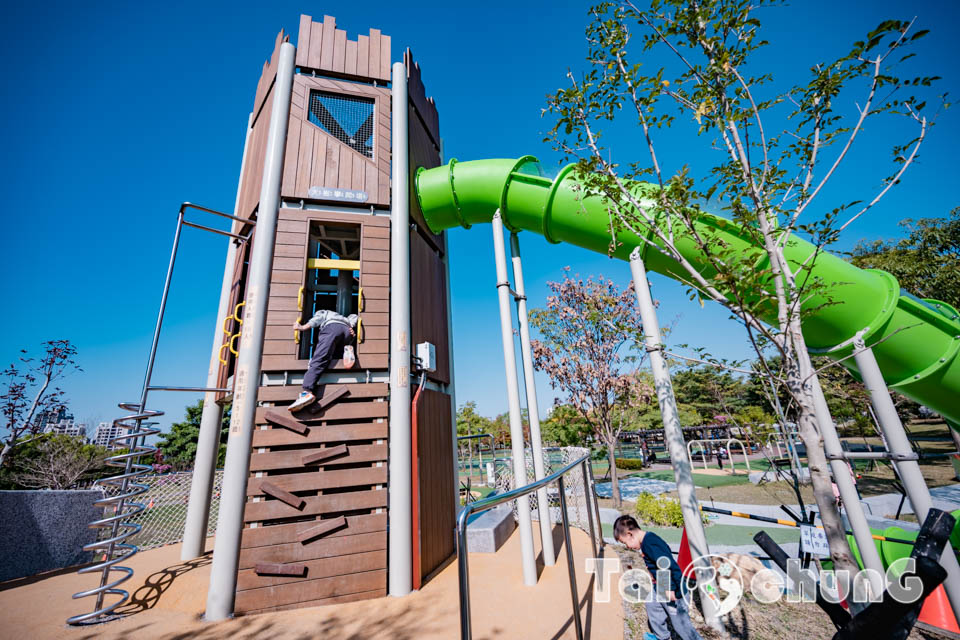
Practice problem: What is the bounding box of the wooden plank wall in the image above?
[417,390,456,580]
[295,15,391,83]
[404,48,456,583]
[236,30,289,222]
[281,76,391,207]
[235,383,389,615]
[261,208,390,373]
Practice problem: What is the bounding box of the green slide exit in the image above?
[415,157,960,426]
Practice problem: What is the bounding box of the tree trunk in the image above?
[790,359,861,581]
[0,441,10,469]
[606,440,621,508]
[950,427,960,481]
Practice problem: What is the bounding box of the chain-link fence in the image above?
[495,446,599,543]
[95,470,223,551]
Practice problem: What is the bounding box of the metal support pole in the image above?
[509,232,555,566]
[854,338,960,623]
[810,377,887,601]
[204,41,295,622]
[387,61,413,597]
[557,476,584,640]
[492,212,537,586]
[629,248,722,630]
[335,268,353,316]
[181,111,254,562]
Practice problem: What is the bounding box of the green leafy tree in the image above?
[2,433,111,490]
[542,404,593,446]
[530,270,652,507]
[850,208,960,308]
[545,0,941,581]
[156,400,231,471]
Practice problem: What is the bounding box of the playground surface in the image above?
[0,525,621,640]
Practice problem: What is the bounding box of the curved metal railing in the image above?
[455,453,603,640]
[68,402,162,624]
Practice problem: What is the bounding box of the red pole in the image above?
[411,379,426,590]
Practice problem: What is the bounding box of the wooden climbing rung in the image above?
[260,481,305,509]
[254,562,307,576]
[264,409,308,434]
[298,516,348,544]
[301,444,349,465]
[302,385,351,415]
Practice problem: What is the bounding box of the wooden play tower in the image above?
[210,16,455,615]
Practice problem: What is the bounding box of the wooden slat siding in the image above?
[251,422,386,448]
[418,390,456,579]
[247,467,386,497]
[279,206,390,227]
[258,382,387,402]
[356,35,369,76]
[368,29,381,82]
[270,271,300,285]
[344,39,358,76]
[338,151,353,192]
[332,29,347,73]
[324,141,340,187]
[276,231,307,245]
[319,16,336,69]
[263,337,389,357]
[296,15,311,66]
[405,48,441,147]
[281,115,301,195]
[355,312,388,326]
[308,20,323,70]
[362,299,388,314]
[409,229,450,383]
[361,260,389,275]
[364,237,389,252]
[273,253,304,268]
[362,248,389,263]
[365,226,390,239]
[379,34,391,80]
[294,124,314,196]
[282,77,389,206]
[242,588,386,616]
[275,244,303,258]
[239,530,384,567]
[254,402,386,424]
[359,285,389,299]
[255,562,307,577]
[241,513,385,549]
[243,489,386,523]
[239,549,384,591]
[251,443,386,472]
[235,569,386,612]
[261,354,388,371]
[362,274,389,287]
[301,443,349,465]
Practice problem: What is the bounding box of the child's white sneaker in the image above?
[289,390,316,412]
[343,345,356,369]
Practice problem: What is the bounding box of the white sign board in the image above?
[800,524,831,557]
[307,186,369,202]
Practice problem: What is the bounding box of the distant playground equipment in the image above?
[686,438,750,474]
[457,433,501,494]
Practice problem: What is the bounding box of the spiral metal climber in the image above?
[67,402,162,624]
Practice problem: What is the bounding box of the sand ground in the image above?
[0,524,622,640]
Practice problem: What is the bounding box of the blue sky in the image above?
[1,1,957,435]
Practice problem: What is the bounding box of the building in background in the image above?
[92,421,127,450]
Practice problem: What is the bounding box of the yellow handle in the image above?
[218,342,230,365]
[223,315,233,334]
[230,332,241,356]
[297,286,305,312]
[356,316,364,344]
[358,287,364,313]
[233,301,245,324]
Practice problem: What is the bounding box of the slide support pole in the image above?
[810,377,886,604]
[629,249,722,631]
[853,335,960,623]
[492,212,538,586]
[388,61,413,596]
[509,232,555,566]
[181,112,253,562]
[204,41,295,621]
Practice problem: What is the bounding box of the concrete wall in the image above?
[0,490,102,582]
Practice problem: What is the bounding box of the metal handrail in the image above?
[455,453,602,640]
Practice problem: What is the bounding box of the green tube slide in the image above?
[414,157,960,426]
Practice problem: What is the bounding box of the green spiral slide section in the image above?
[415,157,960,426]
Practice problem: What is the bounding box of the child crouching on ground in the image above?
[614,514,703,640]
